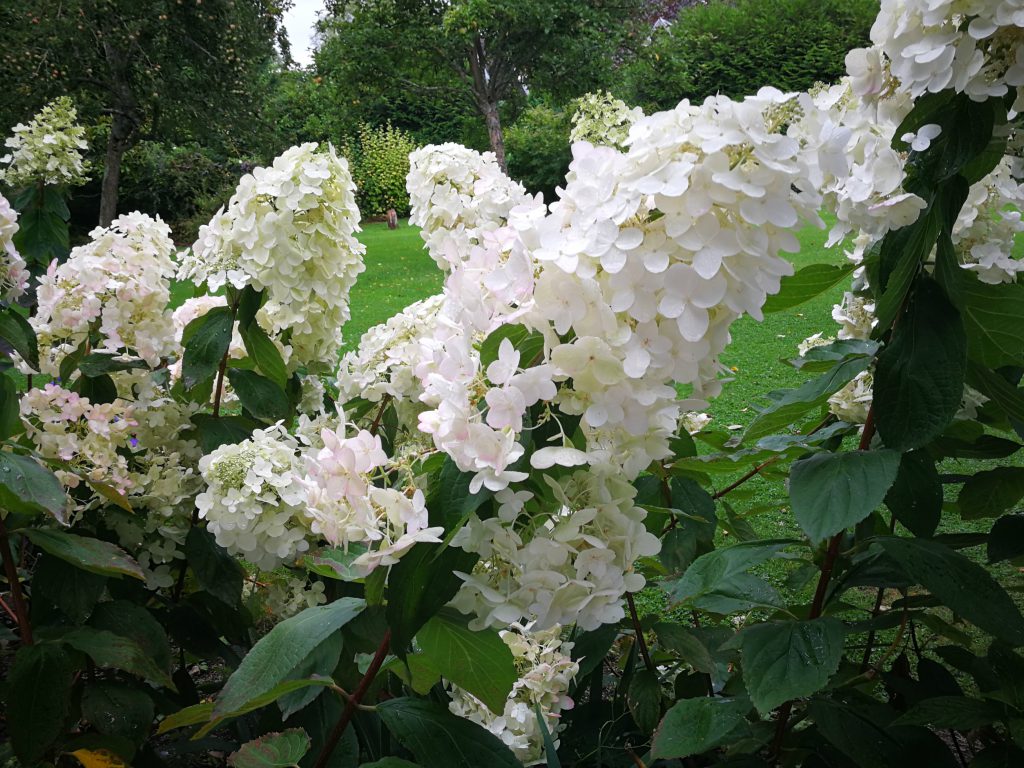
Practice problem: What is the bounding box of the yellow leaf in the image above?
[69,749,130,768]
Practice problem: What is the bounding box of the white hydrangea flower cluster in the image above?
[871,0,1024,110]
[0,194,28,301]
[406,144,534,270]
[336,293,445,406]
[31,212,177,375]
[832,292,877,340]
[791,71,924,261]
[406,89,835,630]
[195,424,311,571]
[0,96,89,188]
[570,91,644,151]
[448,624,578,765]
[953,156,1024,284]
[526,87,824,467]
[20,383,136,499]
[302,426,443,573]
[180,143,365,367]
[450,469,660,631]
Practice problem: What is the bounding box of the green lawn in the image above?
[344,221,444,351]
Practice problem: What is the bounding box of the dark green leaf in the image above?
[0,374,22,440]
[534,704,561,768]
[294,686,359,768]
[966,361,1024,426]
[968,743,1024,767]
[23,528,145,579]
[743,356,872,442]
[571,624,618,679]
[885,450,942,537]
[988,514,1024,564]
[228,729,311,768]
[739,618,845,713]
[182,307,234,390]
[664,539,793,613]
[240,323,288,389]
[78,353,149,377]
[32,554,106,623]
[416,611,516,714]
[657,476,717,573]
[0,306,39,371]
[627,668,662,733]
[278,632,344,720]
[236,285,264,330]
[159,678,336,738]
[790,450,901,541]
[227,369,290,421]
[359,760,420,768]
[81,681,155,747]
[75,371,118,404]
[7,642,77,764]
[428,456,493,530]
[0,452,66,518]
[650,697,750,759]
[190,413,263,453]
[958,467,1024,520]
[789,339,879,371]
[185,526,244,607]
[63,627,176,689]
[959,275,1024,368]
[387,541,478,655]
[88,600,172,673]
[808,699,903,767]
[878,537,1024,645]
[875,277,966,450]
[377,698,521,768]
[217,598,365,715]
[875,205,942,331]
[763,262,856,313]
[893,696,1004,729]
[654,623,716,673]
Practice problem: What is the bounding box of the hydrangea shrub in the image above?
[2,2,1024,766]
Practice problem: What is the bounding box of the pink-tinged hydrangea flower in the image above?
[0,194,28,301]
[30,212,177,375]
[20,383,136,515]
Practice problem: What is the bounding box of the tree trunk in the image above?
[482,100,507,171]
[99,112,133,227]
[467,35,508,171]
[99,31,140,227]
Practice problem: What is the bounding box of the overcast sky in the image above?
[283,0,325,67]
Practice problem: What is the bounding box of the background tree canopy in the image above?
[0,0,878,236]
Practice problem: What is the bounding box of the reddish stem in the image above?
[771,407,876,756]
[626,592,654,672]
[0,516,32,644]
[313,629,392,768]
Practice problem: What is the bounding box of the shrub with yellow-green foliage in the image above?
[343,123,418,218]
